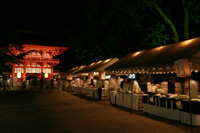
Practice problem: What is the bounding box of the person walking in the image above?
[168,76,176,94]
[184,78,199,98]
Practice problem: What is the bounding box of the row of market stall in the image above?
[62,37,200,126]
[63,58,119,100]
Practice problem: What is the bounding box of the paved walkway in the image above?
[0,88,199,133]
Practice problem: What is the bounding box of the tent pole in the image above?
[104,80,106,105]
[130,80,134,114]
[187,76,193,132]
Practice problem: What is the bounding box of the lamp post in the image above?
[174,59,192,132]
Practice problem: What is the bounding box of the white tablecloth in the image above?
[114,92,145,110]
[84,88,91,95]
[110,91,117,104]
[74,87,84,93]
[143,104,179,121]
[67,86,73,91]
[143,94,200,125]
[94,88,109,99]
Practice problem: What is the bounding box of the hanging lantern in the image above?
[45,73,48,78]
[17,73,21,78]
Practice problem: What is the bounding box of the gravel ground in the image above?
[0,88,199,133]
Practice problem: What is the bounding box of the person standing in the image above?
[6,77,11,90]
[90,79,94,87]
[132,80,141,93]
[120,78,128,90]
[40,72,44,93]
[168,76,176,94]
[184,78,199,98]
[160,78,168,94]
[40,79,44,93]
[2,74,7,91]
[97,78,103,100]
[109,74,118,90]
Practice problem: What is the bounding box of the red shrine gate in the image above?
[11,44,68,86]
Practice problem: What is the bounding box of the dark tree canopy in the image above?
[0,16,24,74]
[58,0,200,71]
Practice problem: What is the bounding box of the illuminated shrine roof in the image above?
[8,44,69,57]
[23,44,69,56]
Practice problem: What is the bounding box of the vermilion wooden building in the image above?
[11,44,68,86]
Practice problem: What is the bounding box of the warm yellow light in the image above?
[132,51,141,57]
[156,45,165,50]
[181,39,194,46]
[90,63,95,66]
[45,73,48,78]
[17,73,21,78]
[97,60,102,63]
[104,59,111,63]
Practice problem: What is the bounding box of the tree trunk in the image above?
[152,2,179,43]
[182,0,189,40]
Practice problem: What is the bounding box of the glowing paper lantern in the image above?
[45,73,48,78]
[17,73,21,78]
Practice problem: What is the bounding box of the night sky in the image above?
[1,0,200,71]
[0,1,71,45]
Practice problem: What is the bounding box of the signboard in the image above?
[174,59,191,77]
